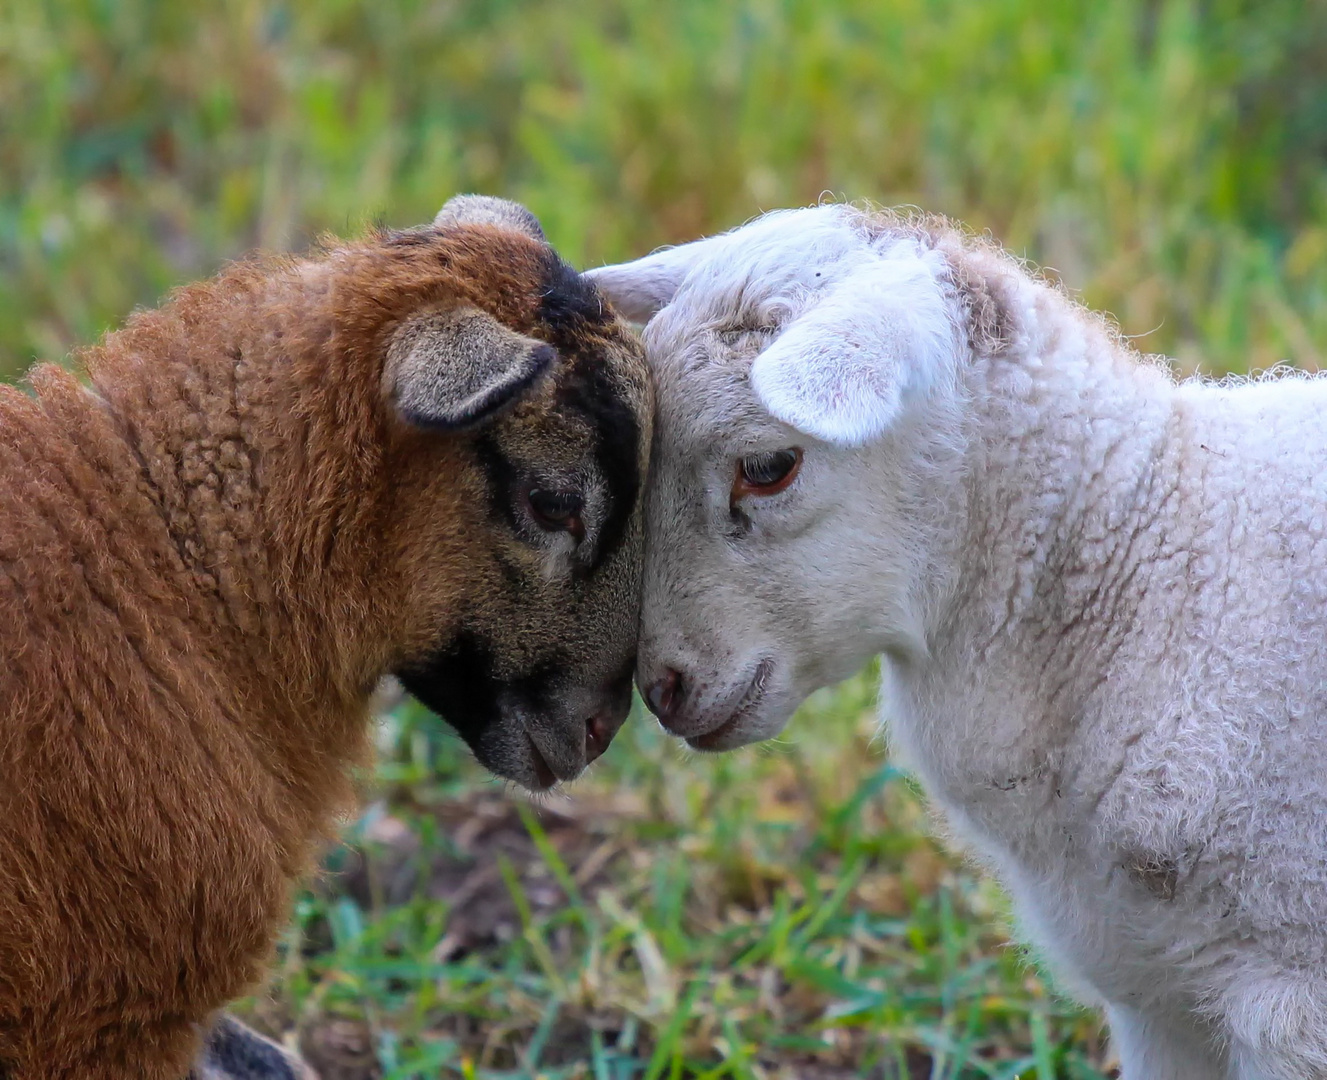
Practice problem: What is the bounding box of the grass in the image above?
[251,675,1115,1079]
[3,0,1326,1075]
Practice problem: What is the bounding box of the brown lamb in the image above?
[0,197,651,1079]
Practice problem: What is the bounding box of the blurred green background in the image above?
[5,0,1327,383]
[3,1,1325,1076]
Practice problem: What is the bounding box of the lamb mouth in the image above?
[687,658,774,751]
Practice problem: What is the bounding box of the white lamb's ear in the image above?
[750,250,955,447]
[585,235,723,323]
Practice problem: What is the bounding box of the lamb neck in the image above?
[891,279,1186,851]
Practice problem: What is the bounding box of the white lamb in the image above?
[589,204,1327,1079]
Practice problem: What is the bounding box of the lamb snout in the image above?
[585,704,623,764]
[515,671,633,787]
[642,667,683,724]
[638,653,780,750]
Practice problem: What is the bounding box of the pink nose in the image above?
[643,668,684,725]
[585,709,621,764]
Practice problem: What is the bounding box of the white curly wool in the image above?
[590,205,1327,1079]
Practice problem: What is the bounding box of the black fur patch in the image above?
[531,253,642,566]
[560,360,640,566]
[396,633,568,766]
[472,432,521,536]
[535,250,613,350]
[472,387,638,573]
[397,633,502,752]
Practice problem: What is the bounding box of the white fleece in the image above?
[589,204,1327,1080]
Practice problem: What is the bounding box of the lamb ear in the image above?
[585,235,723,323]
[434,195,546,242]
[386,307,555,431]
[750,251,955,447]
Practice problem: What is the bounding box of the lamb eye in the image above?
[527,488,584,537]
[735,448,802,496]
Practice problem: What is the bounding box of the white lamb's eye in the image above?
[734,448,802,497]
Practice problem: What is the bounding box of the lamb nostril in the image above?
[585,713,615,764]
[644,669,683,721]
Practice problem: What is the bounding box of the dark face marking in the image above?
[472,431,522,536]
[463,254,642,574]
[535,248,614,348]
[535,252,642,566]
[384,213,649,790]
[559,362,641,567]
[397,633,563,771]
[398,627,637,787]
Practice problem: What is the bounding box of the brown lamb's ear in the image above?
[386,306,556,432]
[434,194,547,242]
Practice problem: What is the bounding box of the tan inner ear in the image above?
[386,306,555,432]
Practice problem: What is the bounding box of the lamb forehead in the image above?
[657,205,870,329]
[643,204,876,442]
[649,342,780,448]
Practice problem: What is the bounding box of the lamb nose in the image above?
[585,712,617,764]
[644,669,683,722]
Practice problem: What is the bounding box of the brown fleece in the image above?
[0,225,640,1078]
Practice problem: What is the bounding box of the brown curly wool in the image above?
[0,211,649,1079]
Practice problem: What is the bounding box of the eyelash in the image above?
[731,448,802,501]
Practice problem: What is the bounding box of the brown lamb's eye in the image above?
[527,488,585,539]
[733,448,803,499]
